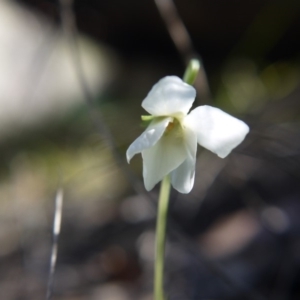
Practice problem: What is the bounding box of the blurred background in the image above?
[1,0,300,299]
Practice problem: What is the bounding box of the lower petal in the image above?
[171,127,197,193]
[142,128,187,191]
[171,155,196,194]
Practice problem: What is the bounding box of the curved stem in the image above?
[154,175,171,300]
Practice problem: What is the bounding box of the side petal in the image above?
[142,76,196,116]
[126,117,172,162]
[171,127,197,193]
[142,126,187,191]
[185,105,249,158]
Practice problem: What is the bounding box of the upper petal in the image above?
[142,76,196,116]
[171,126,197,193]
[185,105,249,158]
[126,117,172,162]
[142,124,187,191]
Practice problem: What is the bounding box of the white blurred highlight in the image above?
[0,1,116,138]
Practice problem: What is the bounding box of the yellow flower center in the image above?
[166,121,175,132]
[164,118,183,141]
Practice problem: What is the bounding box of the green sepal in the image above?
[141,115,155,121]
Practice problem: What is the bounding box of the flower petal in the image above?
[185,105,249,158]
[126,117,172,162]
[142,76,196,116]
[171,127,197,193]
[142,125,187,191]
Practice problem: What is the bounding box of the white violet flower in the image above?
[126,76,249,194]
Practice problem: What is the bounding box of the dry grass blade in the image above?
[154,0,195,63]
[46,188,63,300]
[154,0,211,103]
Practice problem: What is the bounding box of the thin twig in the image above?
[58,0,147,197]
[154,0,196,64]
[154,0,211,103]
[46,188,64,300]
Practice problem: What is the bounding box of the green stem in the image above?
[154,175,171,300]
[183,59,200,85]
[153,58,200,300]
